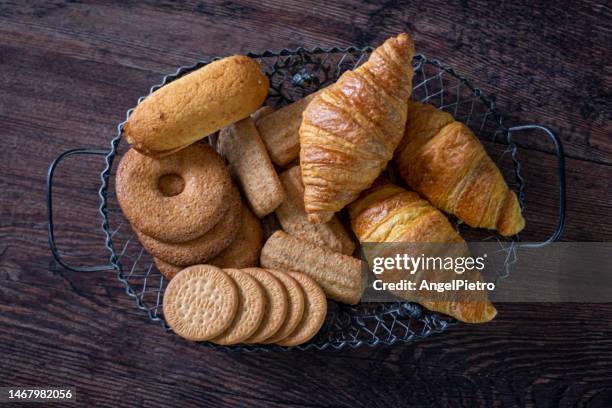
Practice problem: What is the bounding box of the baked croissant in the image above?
[395,102,525,236]
[349,181,497,323]
[299,32,416,224]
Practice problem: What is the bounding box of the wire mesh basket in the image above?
[47,45,566,351]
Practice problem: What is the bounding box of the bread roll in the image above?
[125,55,269,157]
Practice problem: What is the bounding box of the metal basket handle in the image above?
[47,148,116,272]
[507,124,566,248]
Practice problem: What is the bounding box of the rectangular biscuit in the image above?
[260,230,363,304]
[276,166,356,255]
[255,91,319,166]
[219,118,285,218]
[251,105,275,122]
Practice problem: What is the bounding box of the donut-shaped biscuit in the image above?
[136,186,242,266]
[209,204,263,269]
[152,204,262,280]
[116,144,233,243]
[153,257,182,281]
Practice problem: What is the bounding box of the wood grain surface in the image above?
[1,1,611,407]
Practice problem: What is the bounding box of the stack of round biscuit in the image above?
[163,265,327,346]
[116,143,264,276]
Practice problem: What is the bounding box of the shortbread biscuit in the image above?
[125,55,269,158]
[255,91,319,166]
[262,269,305,344]
[276,166,355,255]
[276,271,327,347]
[260,231,363,304]
[136,187,242,266]
[153,257,182,280]
[211,269,266,345]
[116,144,233,243]
[219,117,285,218]
[163,265,238,341]
[242,268,288,343]
[209,204,263,269]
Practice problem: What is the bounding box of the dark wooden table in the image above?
[1,1,611,406]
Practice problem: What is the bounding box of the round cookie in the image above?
[210,269,266,345]
[135,186,242,266]
[209,205,263,269]
[262,269,305,344]
[276,272,327,347]
[116,144,233,243]
[241,268,288,344]
[153,257,182,280]
[163,265,238,341]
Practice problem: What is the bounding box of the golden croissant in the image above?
[349,180,497,323]
[299,32,416,224]
[394,102,525,236]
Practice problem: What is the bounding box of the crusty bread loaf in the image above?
[125,55,269,157]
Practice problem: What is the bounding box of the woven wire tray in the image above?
[47,46,566,351]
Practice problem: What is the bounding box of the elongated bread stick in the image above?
[220,118,285,218]
[276,166,355,255]
[260,230,363,304]
[255,92,319,166]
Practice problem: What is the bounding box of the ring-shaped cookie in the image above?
[116,143,233,243]
[136,187,242,266]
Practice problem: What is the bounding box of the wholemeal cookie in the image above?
[241,268,288,343]
[163,265,239,341]
[262,269,305,344]
[116,144,233,243]
[276,272,327,347]
[153,257,182,280]
[219,117,285,218]
[255,91,320,166]
[211,269,266,345]
[251,106,275,122]
[209,204,263,269]
[136,186,242,266]
[260,231,363,304]
[276,166,355,255]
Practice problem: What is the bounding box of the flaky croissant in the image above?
[394,102,525,236]
[299,32,416,224]
[349,181,497,323]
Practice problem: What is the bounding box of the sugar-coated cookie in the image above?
[116,144,233,243]
[209,204,263,269]
[136,186,242,266]
[153,257,182,280]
